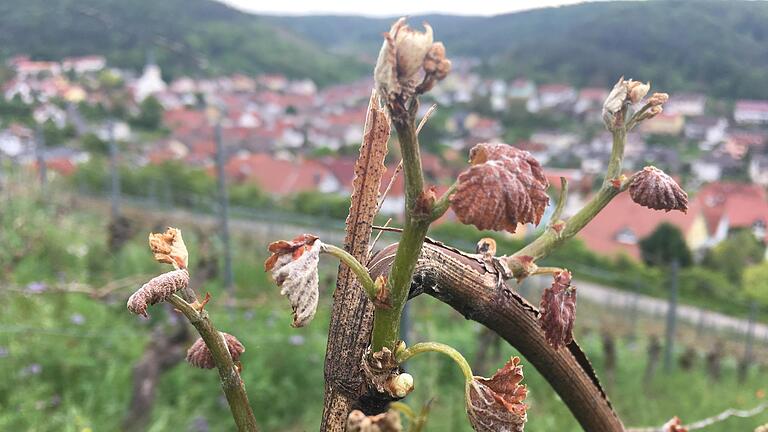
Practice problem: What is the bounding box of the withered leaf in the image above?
[466,357,528,432]
[539,270,576,349]
[264,234,319,272]
[451,143,549,233]
[127,269,189,317]
[148,227,189,269]
[268,239,321,327]
[186,332,245,369]
[629,166,688,213]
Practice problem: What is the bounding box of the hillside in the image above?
[0,0,366,85]
[270,1,768,99]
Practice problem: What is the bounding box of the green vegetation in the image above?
[1,192,767,431]
[273,2,768,99]
[0,0,366,85]
[639,223,693,268]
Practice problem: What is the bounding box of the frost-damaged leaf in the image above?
[346,409,402,432]
[186,332,245,369]
[450,143,549,233]
[466,356,528,432]
[629,166,688,213]
[127,269,189,317]
[539,270,576,349]
[662,416,688,432]
[148,227,189,269]
[264,233,319,272]
[267,239,322,327]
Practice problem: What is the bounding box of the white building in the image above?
[734,100,768,124]
[134,59,167,101]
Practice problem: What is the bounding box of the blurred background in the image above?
[1,0,768,430]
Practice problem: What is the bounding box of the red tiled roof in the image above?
[225,154,336,195]
[578,193,697,260]
[735,100,768,113]
[698,182,768,239]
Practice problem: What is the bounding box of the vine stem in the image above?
[370,99,432,351]
[319,242,378,301]
[505,106,631,268]
[166,295,259,431]
[395,341,474,383]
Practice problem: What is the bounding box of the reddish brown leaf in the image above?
[127,269,190,317]
[539,270,577,349]
[629,166,688,213]
[186,332,245,369]
[466,357,528,432]
[264,234,319,272]
[451,143,549,233]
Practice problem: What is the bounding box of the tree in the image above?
[639,222,692,268]
[703,229,765,283]
[744,261,768,305]
[130,96,163,130]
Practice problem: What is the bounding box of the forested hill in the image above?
[270,1,768,99]
[0,0,366,85]
[3,0,768,98]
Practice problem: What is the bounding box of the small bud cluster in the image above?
[602,77,668,131]
[466,357,528,432]
[186,332,245,369]
[374,18,451,103]
[361,346,411,398]
[127,269,190,317]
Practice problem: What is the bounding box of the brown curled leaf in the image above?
[268,239,322,327]
[451,143,549,233]
[127,269,190,317]
[466,356,528,432]
[662,416,688,432]
[264,234,319,272]
[186,332,245,369]
[148,227,189,269]
[539,270,576,349]
[629,166,688,213]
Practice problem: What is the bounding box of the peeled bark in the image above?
[368,242,625,432]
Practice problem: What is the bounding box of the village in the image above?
[1,54,767,262]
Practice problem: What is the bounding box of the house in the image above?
[749,156,768,187]
[61,56,106,75]
[723,132,765,160]
[665,93,706,117]
[225,153,340,195]
[734,100,768,124]
[578,192,697,260]
[508,79,536,100]
[133,58,166,101]
[684,116,727,148]
[691,155,723,183]
[696,182,768,246]
[640,113,685,135]
[574,88,608,114]
[530,130,579,152]
[528,84,577,112]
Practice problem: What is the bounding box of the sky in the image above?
[219,0,590,17]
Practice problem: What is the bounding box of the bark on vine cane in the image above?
[321,91,391,431]
[369,242,625,432]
